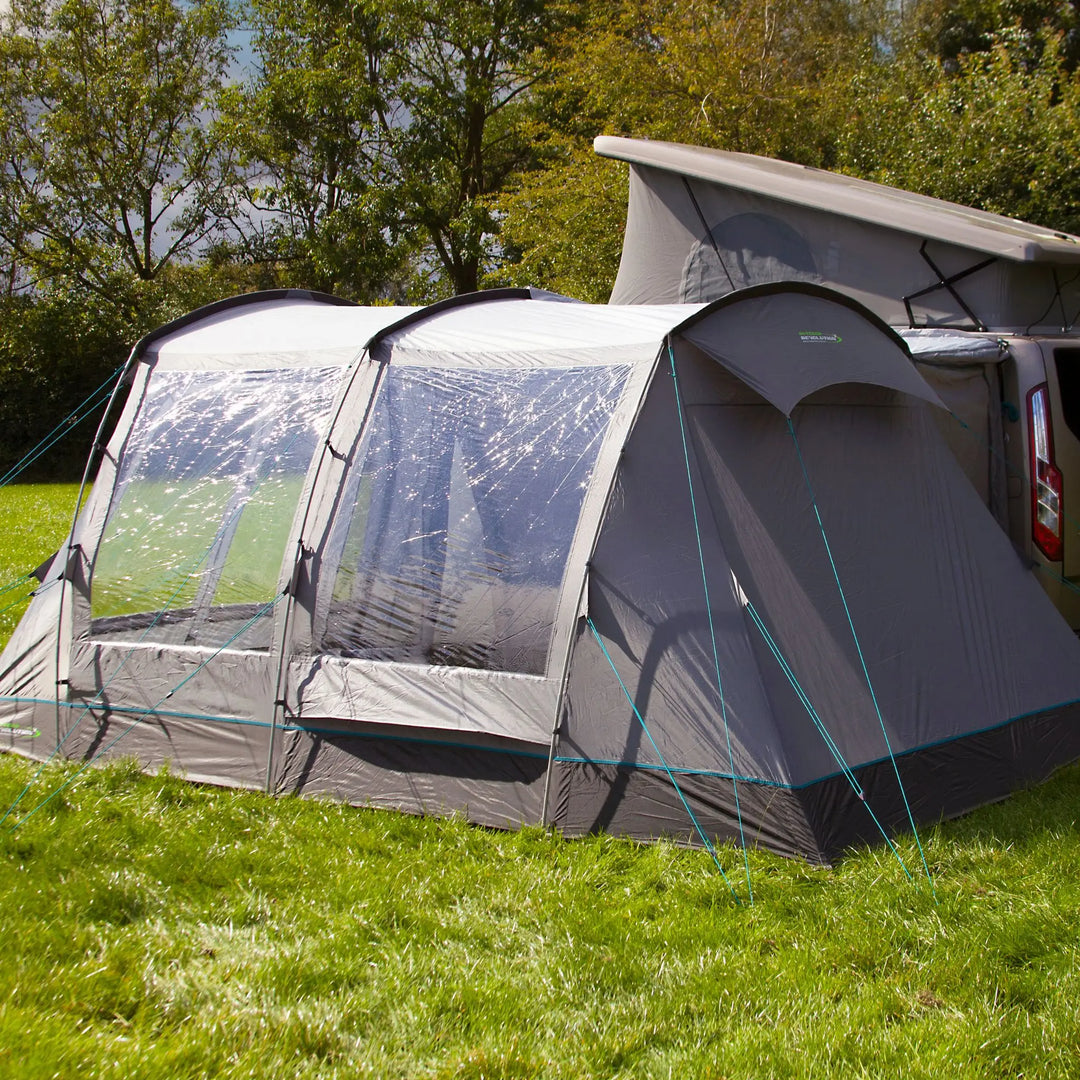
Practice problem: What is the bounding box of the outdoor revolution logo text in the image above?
[1,721,40,739]
[798,330,843,344]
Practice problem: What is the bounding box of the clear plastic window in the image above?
[323,364,630,674]
[91,367,341,650]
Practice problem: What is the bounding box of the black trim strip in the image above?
[363,288,537,353]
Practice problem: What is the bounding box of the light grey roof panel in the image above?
[595,136,1080,264]
[900,328,1007,364]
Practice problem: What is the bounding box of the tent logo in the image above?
[0,721,39,739]
[799,330,843,344]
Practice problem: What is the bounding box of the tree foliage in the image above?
[221,0,408,299]
[378,0,565,297]
[837,22,1080,234]
[0,0,238,307]
[7,0,1080,473]
[494,0,889,299]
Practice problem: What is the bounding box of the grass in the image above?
[0,482,85,643]
[2,756,1080,1078]
[2,484,1080,1078]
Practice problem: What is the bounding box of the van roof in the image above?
[594,136,1080,264]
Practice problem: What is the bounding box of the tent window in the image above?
[90,367,341,650]
[322,363,630,675]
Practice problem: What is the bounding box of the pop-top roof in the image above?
[594,136,1080,265]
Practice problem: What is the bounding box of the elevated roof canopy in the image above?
[595,137,1080,332]
[595,136,1080,265]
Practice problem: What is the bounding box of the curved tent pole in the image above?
[263,289,540,794]
[539,349,665,829]
[263,346,386,795]
[51,289,359,757]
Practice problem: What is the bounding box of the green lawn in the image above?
[2,754,1079,1079]
[0,482,85,643]
[2,485,1080,1078]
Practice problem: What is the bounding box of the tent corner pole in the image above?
[52,349,140,749]
[539,718,561,829]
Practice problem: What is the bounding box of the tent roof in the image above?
[675,283,944,415]
[141,289,710,370]
[595,136,1080,265]
[379,295,704,359]
[143,292,420,369]
[139,285,942,412]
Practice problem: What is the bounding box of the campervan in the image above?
[595,137,1080,627]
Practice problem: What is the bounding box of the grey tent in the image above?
[3,284,1080,864]
[592,136,1080,634]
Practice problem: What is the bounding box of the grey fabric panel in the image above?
[67,641,275,729]
[613,165,1008,325]
[915,362,1008,525]
[692,388,1080,783]
[552,759,825,864]
[595,137,1080,265]
[556,695,1080,865]
[562,360,791,783]
[0,577,65,750]
[48,709,273,792]
[797,699,1080,862]
[274,721,546,828]
[901,331,1009,525]
[291,655,556,744]
[678,288,942,415]
[609,160,1077,332]
[568,335,1080,812]
[609,166,702,306]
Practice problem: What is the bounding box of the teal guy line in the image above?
[6,593,286,832]
[741,595,914,878]
[4,693,1078,789]
[0,366,122,487]
[786,416,936,899]
[667,343,752,903]
[586,616,742,903]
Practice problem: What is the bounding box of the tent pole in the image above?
[539,713,561,827]
[52,350,140,749]
[264,350,382,795]
[265,566,301,795]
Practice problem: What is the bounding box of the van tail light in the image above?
[1028,383,1064,562]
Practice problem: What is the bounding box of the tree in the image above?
[0,0,238,308]
[228,0,564,300]
[492,0,888,300]
[222,0,410,300]
[379,0,565,297]
[900,0,1080,68]
[836,25,1080,233]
